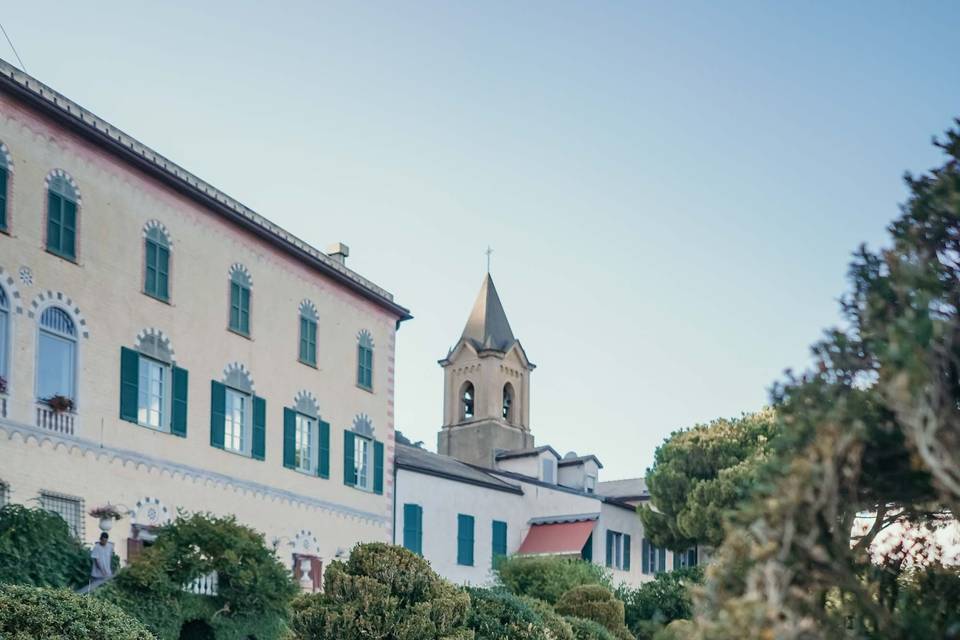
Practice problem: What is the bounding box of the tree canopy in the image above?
[0,504,90,589]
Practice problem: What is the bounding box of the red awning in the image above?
[517,520,596,555]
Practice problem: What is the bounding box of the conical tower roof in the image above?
[461,274,516,352]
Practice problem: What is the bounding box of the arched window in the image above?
[461,382,475,420]
[298,301,318,366]
[144,225,170,301]
[0,143,10,232]
[502,383,514,422]
[46,173,78,260]
[356,330,374,390]
[37,307,77,403]
[0,286,8,384]
[228,265,251,335]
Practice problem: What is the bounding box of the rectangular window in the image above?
[37,332,75,400]
[542,458,556,484]
[295,414,314,472]
[354,435,371,490]
[642,538,665,575]
[585,475,596,493]
[229,282,250,335]
[457,514,475,566]
[299,317,317,365]
[46,193,77,260]
[606,530,627,570]
[40,491,82,538]
[492,520,508,561]
[0,168,7,231]
[144,240,170,300]
[137,357,167,429]
[403,504,423,555]
[357,345,373,389]
[224,388,247,453]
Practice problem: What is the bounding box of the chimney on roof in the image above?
[327,242,350,265]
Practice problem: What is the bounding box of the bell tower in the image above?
[438,274,535,468]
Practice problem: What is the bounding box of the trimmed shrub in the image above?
[495,556,609,604]
[465,587,551,640]
[555,585,631,640]
[0,504,90,589]
[653,619,694,640]
[290,543,472,640]
[0,583,155,639]
[564,616,616,640]
[616,566,702,634]
[519,596,575,640]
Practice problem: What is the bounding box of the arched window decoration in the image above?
[0,143,10,232]
[228,265,251,335]
[144,225,171,301]
[120,330,185,435]
[356,330,373,390]
[37,307,77,402]
[46,173,78,260]
[502,383,514,422]
[298,301,318,366]
[461,382,475,420]
[0,286,8,382]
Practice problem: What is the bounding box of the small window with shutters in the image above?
[209,366,265,460]
[605,530,629,570]
[119,334,188,437]
[45,172,79,261]
[457,514,475,566]
[298,302,318,367]
[283,403,329,479]
[403,504,423,555]
[342,417,383,494]
[492,520,507,563]
[0,142,10,233]
[143,224,171,302]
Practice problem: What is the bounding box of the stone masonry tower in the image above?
[438,274,535,467]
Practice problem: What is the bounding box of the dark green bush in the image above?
[555,585,631,640]
[465,587,552,640]
[616,566,703,636]
[564,616,616,640]
[0,583,155,639]
[519,596,575,640]
[0,504,90,589]
[290,543,472,640]
[495,556,609,605]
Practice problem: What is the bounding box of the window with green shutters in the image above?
[492,520,507,562]
[641,538,665,575]
[0,145,8,232]
[342,430,384,492]
[46,173,78,260]
[228,266,251,336]
[403,504,423,555]
[606,529,628,570]
[357,331,374,390]
[119,346,187,437]
[144,226,171,301]
[299,315,317,366]
[283,407,329,478]
[210,379,265,459]
[457,514,475,566]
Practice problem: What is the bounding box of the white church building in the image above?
[393,275,697,587]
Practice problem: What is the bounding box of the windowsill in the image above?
[227,327,252,340]
[356,383,374,394]
[294,467,317,477]
[297,359,318,369]
[219,446,252,460]
[143,291,172,305]
[137,422,171,435]
[349,483,374,493]
[45,248,78,264]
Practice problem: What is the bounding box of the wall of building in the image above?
[0,92,400,567]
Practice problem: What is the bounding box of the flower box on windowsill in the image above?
[42,394,74,414]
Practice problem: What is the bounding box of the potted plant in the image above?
[90,504,125,532]
[43,394,74,414]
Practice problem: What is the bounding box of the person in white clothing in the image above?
[89,532,114,590]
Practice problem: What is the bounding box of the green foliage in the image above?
[495,555,609,605]
[101,512,296,640]
[290,542,472,640]
[0,504,89,589]
[639,410,777,549]
[518,596,575,640]
[464,587,550,640]
[563,616,616,640]
[554,585,632,640]
[0,583,155,639]
[616,566,703,634]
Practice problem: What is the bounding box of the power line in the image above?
[0,21,26,73]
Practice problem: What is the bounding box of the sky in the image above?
[3,1,959,480]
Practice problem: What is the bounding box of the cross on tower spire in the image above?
[485,246,493,273]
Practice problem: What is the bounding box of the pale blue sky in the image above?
[4,1,959,479]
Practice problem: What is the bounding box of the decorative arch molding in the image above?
[0,266,23,314]
[292,529,320,555]
[222,361,254,392]
[352,413,374,438]
[44,168,81,204]
[293,390,320,417]
[135,328,176,364]
[128,496,172,527]
[143,219,173,248]
[27,291,89,339]
[0,420,387,525]
[0,141,13,173]
[228,262,252,287]
[357,329,374,349]
[299,299,318,321]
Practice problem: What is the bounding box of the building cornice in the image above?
[395,459,524,495]
[0,59,411,325]
[0,417,388,525]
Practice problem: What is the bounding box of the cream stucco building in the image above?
[0,60,410,587]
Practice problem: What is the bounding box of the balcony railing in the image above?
[36,404,76,435]
[184,571,218,596]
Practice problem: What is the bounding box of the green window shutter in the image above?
[157,245,169,299]
[623,534,631,571]
[240,287,250,334]
[119,347,139,423]
[299,317,308,361]
[210,381,226,449]
[62,199,76,259]
[171,366,188,437]
[657,547,666,574]
[689,548,698,567]
[47,191,61,253]
[581,532,593,562]
[492,520,507,560]
[229,283,240,330]
[457,514,475,566]
[317,420,330,478]
[0,168,7,230]
[605,531,614,568]
[642,538,650,574]
[373,440,384,494]
[251,396,266,461]
[403,504,423,555]
[145,241,157,295]
[343,431,356,486]
[673,549,681,571]
[283,408,296,469]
